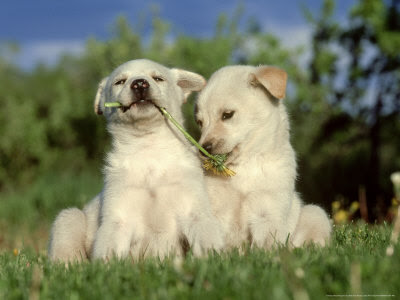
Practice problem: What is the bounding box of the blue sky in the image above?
[1,0,357,69]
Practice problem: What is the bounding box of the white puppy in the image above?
[48,59,223,261]
[195,65,331,249]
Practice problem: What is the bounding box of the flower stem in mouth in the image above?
[104,101,235,176]
[104,102,122,108]
[155,105,236,177]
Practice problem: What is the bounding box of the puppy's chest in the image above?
[233,157,293,192]
[216,189,250,246]
[209,183,248,227]
[106,143,196,187]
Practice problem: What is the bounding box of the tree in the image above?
[303,0,400,220]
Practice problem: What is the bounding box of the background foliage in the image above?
[0,0,399,250]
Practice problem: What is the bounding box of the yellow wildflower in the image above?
[334,210,348,225]
[332,201,341,213]
[349,201,359,214]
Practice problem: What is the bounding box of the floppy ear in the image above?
[171,69,206,102]
[94,77,108,115]
[251,66,287,99]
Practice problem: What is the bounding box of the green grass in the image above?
[1,223,399,299]
[1,172,398,298]
[0,169,103,251]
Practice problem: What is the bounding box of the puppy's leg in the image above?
[92,188,147,260]
[143,229,180,260]
[185,211,224,256]
[175,186,224,256]
[250,217,287,249]
[82,195,101,258]
[48,208,87,262]
[291,204,332,247]
[247,193,291,249]
[136,185,188,259]
[92,219,133,260]
[148,181,222,257]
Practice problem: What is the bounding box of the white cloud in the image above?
[267,24,313,69]
[11,40,86,70]
[268,24,312,49]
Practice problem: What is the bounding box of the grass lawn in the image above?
[0,222,399,299]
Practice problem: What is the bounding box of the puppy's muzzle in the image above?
[131,78,149,100]
[121,78,153,112]
[200,142,213,157]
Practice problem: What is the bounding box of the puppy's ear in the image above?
[171,69,206,102]
[94,77,108,115]
[251,66,287,100]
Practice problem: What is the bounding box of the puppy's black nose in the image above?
[200,142,213,156]
[131,79,150,99]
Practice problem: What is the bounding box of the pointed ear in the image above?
[94,77,108,115]
[171,69,206,102]
[251,66,287,99]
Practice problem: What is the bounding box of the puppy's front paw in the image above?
[92,241,130,261]
[201,228,224,252]
[189,217,224,256]
[92,224,131,260]
[92,244,112,261]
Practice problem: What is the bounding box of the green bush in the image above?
[1,0,399,223]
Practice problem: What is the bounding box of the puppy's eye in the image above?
[153,76,164,82]
[196,120,203,128]
[222,111,235,121]
[114,79,126,85]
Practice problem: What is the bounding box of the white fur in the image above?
[48,59,223,261]
[48,208,87,261]
[195,65,331,249]
[291,204,332,247]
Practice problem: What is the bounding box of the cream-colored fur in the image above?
[48,208,88,261]
[48,194,100,262]
[291,204,332,247]
[48,59,223,261]
[195,65,331,249]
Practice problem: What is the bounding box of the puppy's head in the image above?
[94,59,206,124]
[196,65,287,163]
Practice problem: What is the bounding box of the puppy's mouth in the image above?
[199,149,234,163]
[203,145,239,167]
[121,99,155,113]
[224,150,236,166]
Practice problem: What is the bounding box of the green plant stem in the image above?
[105,102,228,170]
[104,102,122,108]
[157,106,216,161]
